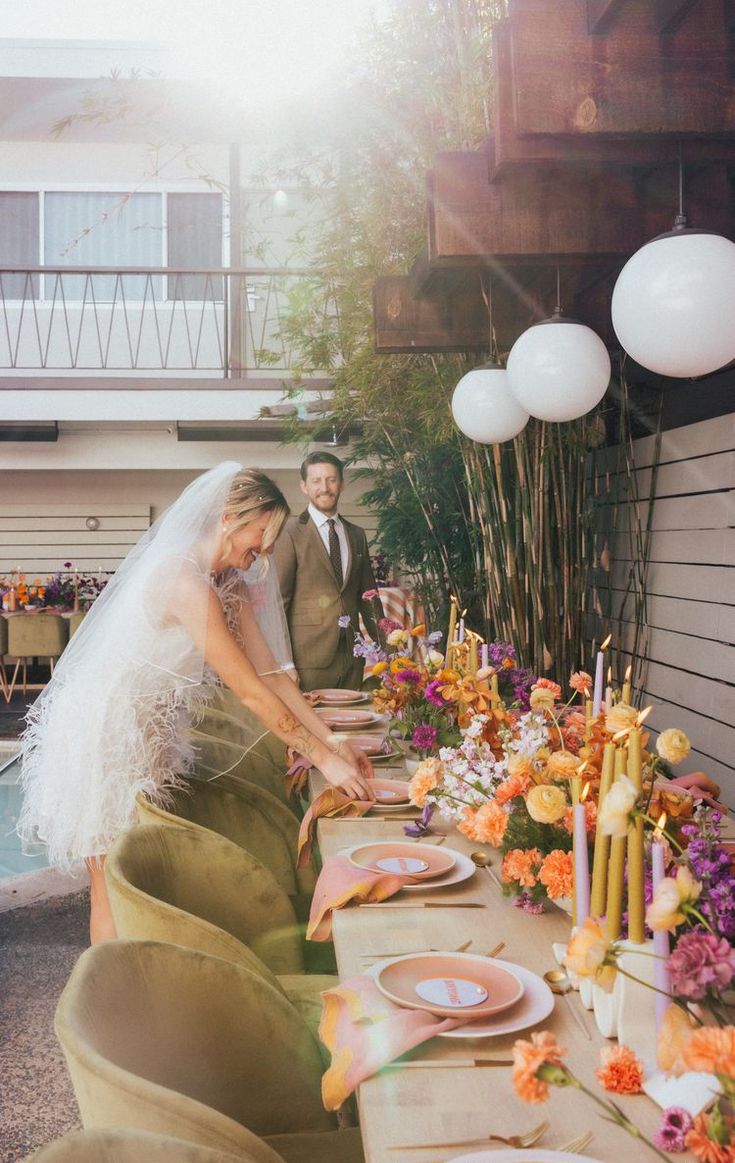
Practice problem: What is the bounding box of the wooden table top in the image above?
[312,766,703,1163]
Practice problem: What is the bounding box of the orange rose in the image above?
[563,917,617,991]
[656,1001,698,1075]
[682,1027,735,1079]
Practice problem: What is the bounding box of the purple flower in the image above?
[653,1107,693,1153]
[667,930,735,999]
[427,631,443,645]
[424,680,446,707]
[395,668,422,686]
[403,804,435,838]
[512,891,545,915]
[337,614,351,629]
[411,724,438,754]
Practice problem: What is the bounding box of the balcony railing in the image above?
[0,266,327,376]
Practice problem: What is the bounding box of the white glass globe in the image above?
[506,318,611,422]
[611,230,735,377]
[451,364,529,444]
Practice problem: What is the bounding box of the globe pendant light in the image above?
[611,223,735,378]
[451,360,529,444]
[611,153,735,378]
[506,288,611,422]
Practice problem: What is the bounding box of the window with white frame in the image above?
[0,190,223,301]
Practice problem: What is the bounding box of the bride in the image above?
[18,462,375,942]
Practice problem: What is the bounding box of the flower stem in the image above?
[571,1075,673,1163]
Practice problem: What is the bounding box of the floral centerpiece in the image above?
[43,562,108,611]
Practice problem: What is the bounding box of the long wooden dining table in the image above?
[310,766,702,1163]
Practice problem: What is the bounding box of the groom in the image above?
[273,451,383,691]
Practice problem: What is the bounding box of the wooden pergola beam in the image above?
[653,0,698,34]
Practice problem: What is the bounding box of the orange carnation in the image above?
[496,770,532,806]
[686,1112,735,1163]
[595,1043,644,1094]
[459,800,508,846]
[682,1026,735,1079]
[502,847,542,888]
[538,850,574,901]
[512,1030,566,1104]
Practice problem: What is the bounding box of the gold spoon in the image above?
[470,850,503,888]
[543,969,591,1040]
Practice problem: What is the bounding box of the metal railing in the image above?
[0,266,328,376]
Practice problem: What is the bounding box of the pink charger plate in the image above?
[311,687,368,705]
[368,779,411,805]
[316,707,380,729]
[348,840,455,880]
[375,951,525,1020]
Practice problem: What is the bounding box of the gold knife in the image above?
[358,901,485,908]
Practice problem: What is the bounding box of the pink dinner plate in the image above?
[375,952,525,1019]
[315,707,380,729]
[348,840,455,880]
[311,688,369,706]
[343,733,390,756]
[368,779,411,805]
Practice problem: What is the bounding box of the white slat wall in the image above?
[0,505,151,575]
[589,414,735,800]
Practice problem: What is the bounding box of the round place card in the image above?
[375,856,429,874]
[414,977,489,1009]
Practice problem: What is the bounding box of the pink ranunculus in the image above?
[667,930,735,1000]
[362,588,378,600]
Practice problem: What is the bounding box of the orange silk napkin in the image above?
[306,854,416,941]
[296,787,373,868]
[319,974,464,1109]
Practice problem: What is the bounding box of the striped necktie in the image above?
[327,518,343,588]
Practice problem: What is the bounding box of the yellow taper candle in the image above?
[605,747,628,941]
[468,632,478,677]
[626,727,645,943]
[446,596,457,666]
[490,673,500,707]
[590,742,616,919]
[622,664,632,706]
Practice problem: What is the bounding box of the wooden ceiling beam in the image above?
[586,0,627,34]
[653,0,698,35]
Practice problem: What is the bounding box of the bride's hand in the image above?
[345,743,375,781]
[320,750,375,801]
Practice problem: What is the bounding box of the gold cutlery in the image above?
[556,1130,594,1153]
[383,1057,513,1070]
[543,969,592,1040]
[485,939,505,958]
[469,850,504,888]
[360,939,473,959]
[391,1119,549,1150]
[358,901,486,909]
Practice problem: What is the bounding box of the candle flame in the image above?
[450,594,458,605]
[576,761,587,777]
[581,781,591,802]
[461,608,467,617]
[624,664,632,680]
[653,811,667,839]
[601,633,612,650]
[637,705,653,726]
[607,666,612,683]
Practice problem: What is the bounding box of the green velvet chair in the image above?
[192,689,290,807]
[135,779,315,899]
[55,940,364,1163]
[0,616,8,700]
[5,612,68,699]
[25,1128,248,1162]
[105,824,334,1043]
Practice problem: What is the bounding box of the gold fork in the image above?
[391,1119,549,1151]
[556,1130,593,1154]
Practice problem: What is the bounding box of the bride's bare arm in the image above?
[175,574,373,798]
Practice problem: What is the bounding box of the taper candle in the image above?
[468,633,478,676]
[652,829,672,1030]
[480,643,489,670]
[490,673,500,707]
[447,596,458,657]
[604,666,613,713]
[592,633,611,717]
[622,664,632,706]
[626,728,645,944]
[590,742,616,917]
[457,611,466,643]
[574,788,591,927]
[605,747,628,941]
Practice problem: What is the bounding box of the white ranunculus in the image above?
[598,774,639,838]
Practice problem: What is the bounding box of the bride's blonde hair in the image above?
[222,469,289,558]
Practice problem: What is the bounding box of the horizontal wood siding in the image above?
[0,505,150,575]
[589,414,735,800]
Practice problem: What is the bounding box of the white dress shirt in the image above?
[308,503,350,580]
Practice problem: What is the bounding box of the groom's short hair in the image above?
[300,451,344,481]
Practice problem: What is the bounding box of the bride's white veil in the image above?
[18,461,293,870]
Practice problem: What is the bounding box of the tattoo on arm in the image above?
[277,713,318,758]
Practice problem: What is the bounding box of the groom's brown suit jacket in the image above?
[273,510,381,689]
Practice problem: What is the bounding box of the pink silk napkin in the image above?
[306,854,416,941]
[297,787,373,868]
[319,974,465,1110]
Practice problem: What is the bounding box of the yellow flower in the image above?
[386,629,409,647]
[530,686,556,711]
[598,774,639,838]
[389,655,413,673]
[604,703,638,735]
[563,918,617,991]
[646,865,702,932]
[545,751,580,782]
[655,728,691,765]
[371,660,388,676]
[525,784,567,824]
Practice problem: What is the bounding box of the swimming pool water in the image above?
[0,756,49,878]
